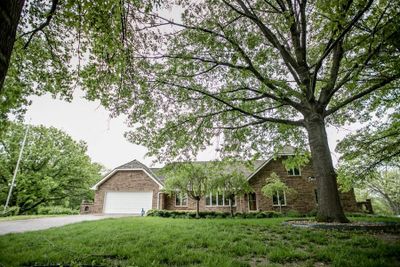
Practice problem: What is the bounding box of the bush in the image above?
[306,209,318,217]
[284,210,302,217]
[146,209,284,219]
[0,206,20,216]
[37,206,79,215]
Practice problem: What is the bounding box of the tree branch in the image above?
[325,74,400,116]
[20,0,59,49]
[217,115,303,128]
[227,0,300,74]
[311,0,373,94]
[157,80,304,127]
[321,43,382,104]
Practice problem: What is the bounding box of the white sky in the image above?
[24,90,355,170]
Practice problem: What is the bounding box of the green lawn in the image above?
[0,217,399,267]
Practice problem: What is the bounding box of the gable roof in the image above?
[247,146,296,181]
[91,147,296,190]
[90,159,164,190]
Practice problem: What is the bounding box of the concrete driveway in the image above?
[0,215,130,235]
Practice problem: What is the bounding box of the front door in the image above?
[248,192,257,211]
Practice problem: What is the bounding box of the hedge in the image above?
[146,209,284,219]
[37,206,79,215]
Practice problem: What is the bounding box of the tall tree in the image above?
[0,123,102,214]
[85,0,400,222]
[0,0,25,92]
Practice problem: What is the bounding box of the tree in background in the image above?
[85,0,400,222]
[0,123,102,214]
[162,162,213,218]
[262,172,296,213]
[337,113,400,178]
[338,169,400,216]
[210,161,253,217]
[337,106,399,215]
[365,170,400,216]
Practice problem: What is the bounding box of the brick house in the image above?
[82,155,358,215]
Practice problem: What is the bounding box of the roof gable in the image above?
[247,148,296,181]
[91,160,164,190]
[91,149,296,190]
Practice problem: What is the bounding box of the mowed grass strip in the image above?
[0,217,399,266]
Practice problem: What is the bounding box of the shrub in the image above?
[37,206,79,215]
[0,206,20,216]
[306,209,318,217]
[285,210,301,217]
[146,209,286,219]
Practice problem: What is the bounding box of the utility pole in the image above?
[3,124,29,214]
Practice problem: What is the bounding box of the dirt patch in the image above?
[283,220,400,233]
[373,233,400,243]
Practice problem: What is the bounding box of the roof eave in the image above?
[91,168,164,190]
[246,153,295,181]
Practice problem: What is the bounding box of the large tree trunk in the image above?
[0,0,25,91]
[305,114,349,223]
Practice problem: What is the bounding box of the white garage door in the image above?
[104,192,153,214]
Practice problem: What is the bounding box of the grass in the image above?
[0,217,399,266]
[0,214,68,221]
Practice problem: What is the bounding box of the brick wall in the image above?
[163,193,239,213]
[91,158,358,215]
[162,157,358,214]
[246,157,358,213]
[91,170,162,213]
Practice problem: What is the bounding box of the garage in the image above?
[103,192,153,214]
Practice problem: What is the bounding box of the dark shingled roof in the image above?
[93,147,298,189]
[150,160,267,184]
[101,158,270,187]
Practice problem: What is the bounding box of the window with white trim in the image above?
[205,192,235,207]
[272,191,286,206]
[175,192,188,207]
[287,167,301,176]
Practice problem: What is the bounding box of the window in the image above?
[205,192,235,207]
[175,192,188,207]
[248,192,257,211]
[272,191,286,206]
[287,167,301,176]
[314,189,318,204]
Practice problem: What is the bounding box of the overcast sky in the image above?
[23,90,355,170]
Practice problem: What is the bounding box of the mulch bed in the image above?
[283,220,400,233]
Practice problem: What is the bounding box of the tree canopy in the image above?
[262,172,296,212]
[162,162,212,217]
[209,160,253,216]
[0,123,102,214]
[337,112,400,179]
[0,0,157,135]
[81,0,400,160]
